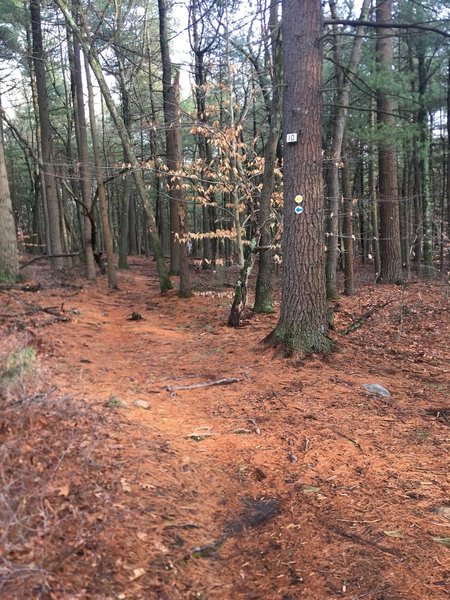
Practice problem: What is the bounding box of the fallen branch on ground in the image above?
[0,303,68,321]
[342,300,395,335]
[20,253,79,269]
[332,525,403,559]
[165,378,240,396]
[0,283,41,292]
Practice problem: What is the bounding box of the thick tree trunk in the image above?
[268,0,331,355]
[376,0,402,283]
[157,0,191,296]
[30,0,64,268]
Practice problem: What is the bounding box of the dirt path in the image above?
[2,259,449,599]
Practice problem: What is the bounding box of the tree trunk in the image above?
[168,74,192,298]
[225,2,244,267]
[30,0,64,268]
[375,0,402,283]
[118,177,130,269]
[342,147,354,295]
[417,49,433,276]
[267,0,331,355]
[190,0,214,269]
[0,93,19,281]
[325,0,370,299]
[84,58,118,289]
[147,58,168,255]
[447,59,450,270]
[116,56,132,270]
[55,0,172,292]
[128,192,138,255]
[400,143,410,270]
[158,0,180,275]
[229,237,258,327]
[254,0,282,314]
[69,7,96,281]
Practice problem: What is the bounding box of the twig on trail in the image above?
[7,388,58,409]
[332,526,403,559]
[247,418,261,435]
[342,299,395,335]
[0,302,69,322]
[165,378,241,396]
[334,430,363,451]
[273,391,288,407]
[0,282,41,292]
[20,253,79,269]
[163,523,201,530]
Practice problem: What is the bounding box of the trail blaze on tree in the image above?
[1,0,449,292]
[268,0,331,355]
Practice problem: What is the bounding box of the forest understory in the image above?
[0,257,449,600]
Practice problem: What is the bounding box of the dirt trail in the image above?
[2,259,449,599]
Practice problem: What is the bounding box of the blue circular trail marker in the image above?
[294,206,304,214]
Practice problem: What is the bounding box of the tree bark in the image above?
[69,4,96,280]
[116,55,131,270]
[0,93,19,281]
[254,0,282,314]
[325,0,370,299]
[55,0,172,292]
[30,0,64,268]
[447,58,450,270]
[267,0,331,355]
[342,147,354,295]
[190,0,214,269]
[158,0,180,275]
[168,74,192,298]
[84,58,117,289]
[224,1,244,267]
[376,0,402,283]
[417,49,433,275]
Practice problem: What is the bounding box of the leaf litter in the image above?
[0,257,449,599]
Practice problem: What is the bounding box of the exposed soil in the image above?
[1,258,449,600]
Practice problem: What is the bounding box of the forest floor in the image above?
[0,257,449,600]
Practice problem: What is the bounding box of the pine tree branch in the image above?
[324,19,450,39]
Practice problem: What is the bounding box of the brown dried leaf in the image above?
[129,567,146,581]
[120,478,132,492]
